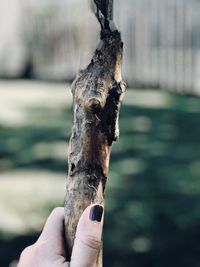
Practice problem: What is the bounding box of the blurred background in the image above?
[0,0,200,266]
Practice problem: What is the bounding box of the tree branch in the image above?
[107,0,113,20]
[64,1,126,266]
[94,0,114,30]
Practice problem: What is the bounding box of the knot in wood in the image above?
[85,98,102,113]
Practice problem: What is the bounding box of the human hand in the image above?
[18,204,104,267]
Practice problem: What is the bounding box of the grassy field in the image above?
[0,80,200,267]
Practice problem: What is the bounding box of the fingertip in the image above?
[78,203,104,227]
[70,204,104,267]
[50,207,65,219]
[75,203,104,241]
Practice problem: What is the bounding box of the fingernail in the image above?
[89,205,103,222]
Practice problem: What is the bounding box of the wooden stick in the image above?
[64,0,126,265]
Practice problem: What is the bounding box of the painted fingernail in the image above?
[89,205,103,222]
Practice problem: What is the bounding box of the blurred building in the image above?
[1,0,200,94]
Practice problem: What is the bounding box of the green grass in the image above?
[0,81,200,267]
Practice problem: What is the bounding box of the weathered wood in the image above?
[64,0,126,264]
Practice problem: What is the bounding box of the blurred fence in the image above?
[1,0,200,94]
[120,0,200,94]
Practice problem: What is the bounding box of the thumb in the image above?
[70,204,104,267]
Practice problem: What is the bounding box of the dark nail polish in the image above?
[89,205,103,222]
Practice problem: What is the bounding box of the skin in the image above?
[18,204,103,267]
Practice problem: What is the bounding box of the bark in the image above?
[64,0,126,265]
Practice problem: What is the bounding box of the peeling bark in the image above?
[64,0,126,265]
